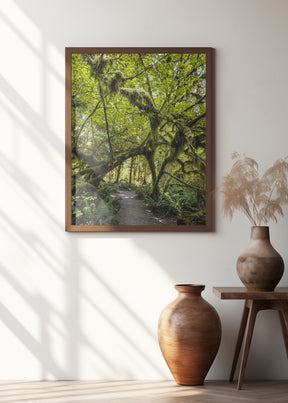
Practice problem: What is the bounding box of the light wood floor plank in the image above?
[0,380,287,402]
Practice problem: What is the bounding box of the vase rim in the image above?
[175,284,205,293]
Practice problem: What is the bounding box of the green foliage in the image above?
[108,71,125,94]
[135,184,205,224]
[97,181,120,199]
[154,193,179,217]
[179,209,206,225]
[117,181,136,190]
[134,184,149,198]
[72,181,120,225]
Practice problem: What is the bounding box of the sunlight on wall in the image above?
[0,2,43,113]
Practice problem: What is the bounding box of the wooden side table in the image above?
[213,287,288,390]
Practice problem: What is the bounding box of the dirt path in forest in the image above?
[116,190,176,225]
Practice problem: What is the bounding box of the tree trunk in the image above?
[129,157,134,184]
[144,152,157,197]
[116,164,122,183]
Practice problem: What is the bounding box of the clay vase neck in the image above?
[175,284,205,296]
[245,226,281,257]
[251,226,270,240]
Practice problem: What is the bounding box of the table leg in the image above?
[229,301,249,382]
[237,300,258,390]
[279,301,288,359]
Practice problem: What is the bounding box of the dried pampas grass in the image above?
[221,153,288,225]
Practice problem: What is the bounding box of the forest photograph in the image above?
[66,48,212,230]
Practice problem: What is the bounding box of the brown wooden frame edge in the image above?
[65,47,215,232]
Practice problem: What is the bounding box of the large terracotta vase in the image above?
[237,226,284,291]
[158,284,221,385]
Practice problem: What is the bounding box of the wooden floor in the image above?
[0,380,288,403]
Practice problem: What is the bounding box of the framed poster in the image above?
[65,47,214,232]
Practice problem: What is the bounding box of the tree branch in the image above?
[76,100,101,144]
[163,171,201,191]
[138,54,154,101]
[98,79,114,161]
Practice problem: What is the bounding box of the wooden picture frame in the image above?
[65,47,214,232]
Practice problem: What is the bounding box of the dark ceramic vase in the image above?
[158,284,221,385]
[237,226,284,291]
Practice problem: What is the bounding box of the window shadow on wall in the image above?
[0,3,167,380]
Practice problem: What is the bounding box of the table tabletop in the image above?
[213,287,288,300]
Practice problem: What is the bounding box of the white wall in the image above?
[1,0,288,380]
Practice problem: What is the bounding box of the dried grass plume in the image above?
[221,153,288,225]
